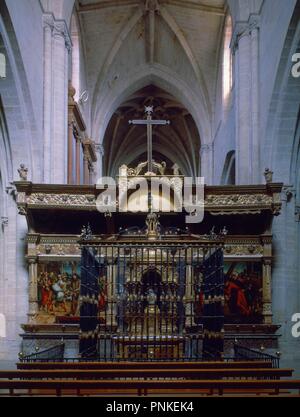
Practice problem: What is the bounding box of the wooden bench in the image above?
[0,368,293,380]
[0,379,300,396]
[16,360,273,370]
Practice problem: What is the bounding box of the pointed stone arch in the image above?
[92,64,210,178]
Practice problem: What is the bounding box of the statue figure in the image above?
[18,164,28,181]
[147,288,157,306]
[172,163,180,176]
[127,168,136,176]
[119,164,128,177]
[264,168,273,183]
[135,161,148,175]
[146,212,159,239]
[152,160,166,175]
[143,287,160,337]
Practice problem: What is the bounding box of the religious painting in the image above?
[37,262,81,321]
[37,261,108,323]
[224,262,263,323]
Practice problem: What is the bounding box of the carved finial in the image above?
[119,164,128,177]
[80,225,87,239]
[146,212,160,240]
[264,168,273,183]
[172,163,180,176]
[80,223,93,240]
[18,164,28,181]
[86,223,92,238]
[209,226,217,240]
[152,160,167,175]
[220,226,228,236]
[68,82,76,105]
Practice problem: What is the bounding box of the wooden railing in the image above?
[0,379,300,397]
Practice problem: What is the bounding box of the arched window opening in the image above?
[221,150,235,185]
[222,14,233,103]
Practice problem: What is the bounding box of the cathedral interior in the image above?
[0,0,300,397]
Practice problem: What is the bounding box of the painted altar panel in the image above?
[37,261,107,323]
[224,262,263,323]
[37,262,81,319]
[36,259,264,325]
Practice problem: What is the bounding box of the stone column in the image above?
[250,19,260,183]
[200,144,213,185]
[94,144,104,179]
[0,195,17,360]
[27,258,38,324]
[0,216,8,343]
[83,149,90,185]
[262,259,272,324]
[76,138,81,185]
[43,14,72,184]
[43,18,53,183]
[233,16,260,184]
[67,121,74,184]
[89,164,95,185]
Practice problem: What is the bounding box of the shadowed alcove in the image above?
[102,85,201,178]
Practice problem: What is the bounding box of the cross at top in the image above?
[129,106,170,173]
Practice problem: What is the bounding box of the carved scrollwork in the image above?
[205,194,272,206]
[27,193,96,208]
[16,187,280,216]
[224,244,263,256]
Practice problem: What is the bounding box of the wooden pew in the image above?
[17,360,273,370]
[0,379,300,397]
[0,368,294,380]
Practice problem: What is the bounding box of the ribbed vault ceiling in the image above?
[76,0,227,176]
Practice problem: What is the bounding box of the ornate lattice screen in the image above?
[79,241,224,361]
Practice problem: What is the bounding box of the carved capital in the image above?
[295,206,300,222]
[200,144,213,156]
[6,184,17,200]
[1,217,8,228]
[27,257,38,265]
[94,143,104,156]
[18,206,27,216]
[282,186,294,203]
[43,13,72,52]
[263,259,272,267]
[231,14,260,53]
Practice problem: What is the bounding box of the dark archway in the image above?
[141,267,162,310]
[103,85,201,178]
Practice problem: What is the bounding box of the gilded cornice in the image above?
[15,182,283,217]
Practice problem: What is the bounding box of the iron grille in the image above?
[79,242,224,361]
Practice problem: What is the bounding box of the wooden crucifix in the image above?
[129,106,170,173]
